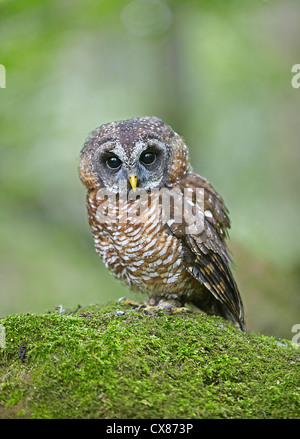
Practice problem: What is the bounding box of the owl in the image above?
[79,117,245,330]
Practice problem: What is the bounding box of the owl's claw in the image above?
[163,306,190,314]
[137,304,147,311]
[117,297,144,308]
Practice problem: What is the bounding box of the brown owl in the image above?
[79,117,245,330]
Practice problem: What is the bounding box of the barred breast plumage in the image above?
[86,188,199,300]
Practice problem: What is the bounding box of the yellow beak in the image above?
[129,174,138,192]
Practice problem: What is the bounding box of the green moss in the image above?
[0,303,299,419]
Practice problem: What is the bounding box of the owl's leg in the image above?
[118,296,190,314]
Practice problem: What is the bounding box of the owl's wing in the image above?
[169,173,245,330]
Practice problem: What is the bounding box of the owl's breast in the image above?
[87,189,192,294]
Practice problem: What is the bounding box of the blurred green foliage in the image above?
[0,0,299,338]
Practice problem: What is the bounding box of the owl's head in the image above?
[79,117,191,192]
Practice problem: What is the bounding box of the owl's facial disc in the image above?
[95,139,170,193]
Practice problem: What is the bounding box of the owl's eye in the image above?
[140,151,156,165]
[106,155,122,169]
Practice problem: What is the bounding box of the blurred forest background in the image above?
[0,0,299,339]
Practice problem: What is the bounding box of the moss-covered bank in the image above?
[0,303,299,419]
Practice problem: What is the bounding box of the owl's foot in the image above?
[118,297,190,315]
[117,297,145,309]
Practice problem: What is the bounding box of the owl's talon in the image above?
[118,297,145,308]
[168,306,190,314]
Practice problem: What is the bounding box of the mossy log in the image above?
[0,303,299,419]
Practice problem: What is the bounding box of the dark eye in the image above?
[106,155,122,169]
[140,151,156,165]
